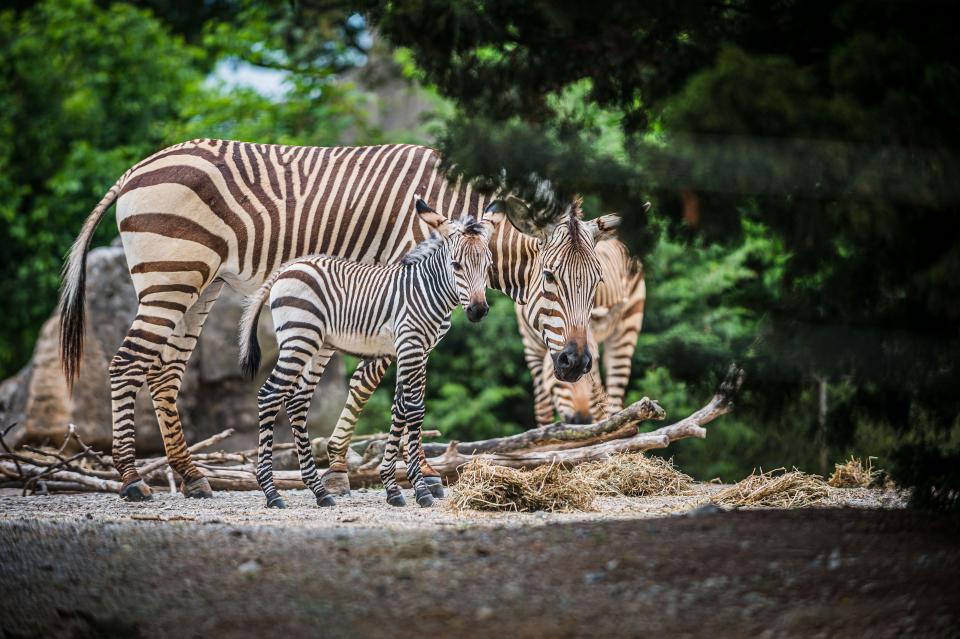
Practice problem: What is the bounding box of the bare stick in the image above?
[137,428,236,477]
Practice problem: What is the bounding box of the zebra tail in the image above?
[59,176,125,392]
[239,273,280,380]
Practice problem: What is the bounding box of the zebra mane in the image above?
[401,231,446,266]
[400,216,487,266]
[460,216,486,237]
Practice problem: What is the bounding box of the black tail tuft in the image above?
[240,319,262,381]
[59,262,87,392]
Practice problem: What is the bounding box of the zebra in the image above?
[58,139,618,502]
[528,238,646,424]
[237,199,496,508]
[318,204,623,495]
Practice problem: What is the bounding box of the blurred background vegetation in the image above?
[1,0,957,508]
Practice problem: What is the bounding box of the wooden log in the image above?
[346,364,745,487]
[420,397,665,457]
[0,460,123,493]
[136,428,236,477]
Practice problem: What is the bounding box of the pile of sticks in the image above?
[0,366,744,495]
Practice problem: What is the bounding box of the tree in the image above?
[358,0,960,507]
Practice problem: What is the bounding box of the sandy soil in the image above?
[1,486,957,638]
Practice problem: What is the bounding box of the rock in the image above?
[0,242,346,454]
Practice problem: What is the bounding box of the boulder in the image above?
[0,240,346,454]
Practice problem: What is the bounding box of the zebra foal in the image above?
[238,199,498,508]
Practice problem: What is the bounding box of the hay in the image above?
[450,459,596,512]
[712,468,830,508]
[828,456,879,488]
[577,453,694,497]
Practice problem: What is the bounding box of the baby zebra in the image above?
[238,199,497,509]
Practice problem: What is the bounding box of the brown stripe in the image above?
[130,260,211,283]
[120,213,228,262]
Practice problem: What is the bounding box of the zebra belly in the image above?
[326,329,397,359]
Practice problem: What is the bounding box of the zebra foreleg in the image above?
[523,341,555,426]
[379,390,408,507]
[321,355,392,496]
[387,346,432,508]
[286,346,337,507]
[602,318,642,416]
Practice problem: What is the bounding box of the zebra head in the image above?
[490,199,621,383]
[414,198,495,322]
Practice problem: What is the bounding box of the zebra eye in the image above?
[451,261,462,271]
[543,271,556,284]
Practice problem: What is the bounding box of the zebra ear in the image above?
[585,214,621,242]
[482,200,507,228]
[414,197,450,235]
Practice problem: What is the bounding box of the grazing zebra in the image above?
[238,200,496,508]
[318,203,622,495]
[519,236,646,425]
[58,139,617,502]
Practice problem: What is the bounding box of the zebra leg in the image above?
[383,343,432,508]
[523,340,555,426]
[286,346,337,508]
[110,304,193,501]
[144,280,224,498]
[400,433,444,498]
[379,391,408,508]
[321,355,392,496]
[602,315,643,416]
[255,337,319,509]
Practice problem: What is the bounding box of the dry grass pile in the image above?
[578,453,694,497]
[828,456,879,488]
[450,459,595,512]
[713,468,830,508]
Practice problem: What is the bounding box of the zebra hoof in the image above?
[415,486,434,508]
[424,475,445,498]
[386,491,406,507]
[316,494,336,508]
[120,480,153,502]
[321,470,351,497]
[182,476,213,499]
[266,495,286,509]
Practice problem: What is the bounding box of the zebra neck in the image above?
[490,223,541,304]
[406,240,458,310]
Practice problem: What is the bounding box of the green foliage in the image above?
[364,0,960,507]
[0,0,369,377]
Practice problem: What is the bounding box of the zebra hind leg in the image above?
[286,347,337,508]
[145,280,224,498]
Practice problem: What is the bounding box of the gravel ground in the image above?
[2,486,956,638]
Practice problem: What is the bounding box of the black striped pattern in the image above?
[529,240,646,424]
[239,210,494,507]
[58,139,618,500]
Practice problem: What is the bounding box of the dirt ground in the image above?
[1,485,958,638]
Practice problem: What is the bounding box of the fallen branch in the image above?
[137,428,236,477]
[348,364,744,487]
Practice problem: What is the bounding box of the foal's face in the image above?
[449,222,494,322]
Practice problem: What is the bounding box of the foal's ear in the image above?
[414,197,450,236]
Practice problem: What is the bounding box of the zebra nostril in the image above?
[558,352,572,369]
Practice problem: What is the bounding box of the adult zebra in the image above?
[58,139,619,501]
[527,238,646,425]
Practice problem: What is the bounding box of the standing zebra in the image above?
[319,203,622,495]
[530,238,646,424]
[239,200,496,508]
[58,139,618,502]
